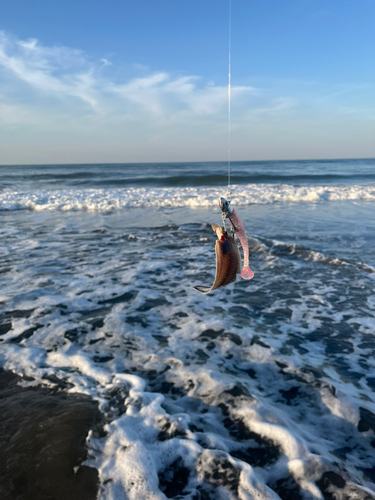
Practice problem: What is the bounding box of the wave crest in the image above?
[1,183,375,211]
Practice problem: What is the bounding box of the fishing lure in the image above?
[220,197,254,280]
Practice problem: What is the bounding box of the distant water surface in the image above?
[1,158,375,189]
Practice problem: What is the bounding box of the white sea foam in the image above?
[1,183,375,211]
[1,212,375,499]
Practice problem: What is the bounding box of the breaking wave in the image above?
[1,183,375,212]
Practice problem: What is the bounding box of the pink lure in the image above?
[220,197,254,280]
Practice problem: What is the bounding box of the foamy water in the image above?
[1,160,375,499]
[1,183,375,212]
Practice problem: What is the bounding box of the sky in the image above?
[0,0,375,164]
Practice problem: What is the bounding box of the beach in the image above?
[1,159,375,499]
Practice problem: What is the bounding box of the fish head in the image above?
[219,197,233,217]
[212,223,226,240]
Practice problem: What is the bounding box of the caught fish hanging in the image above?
[193,198,254,294]
[193,0,254,294]
[193,223,241,295]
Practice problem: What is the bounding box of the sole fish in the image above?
[193,223,241,294]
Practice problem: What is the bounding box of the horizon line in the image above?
[1,157,375,167]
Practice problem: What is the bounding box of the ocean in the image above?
[1,159,375,500]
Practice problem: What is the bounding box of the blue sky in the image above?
[0,0,374,164]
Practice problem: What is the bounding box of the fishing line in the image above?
[227,0,232,202]
[222,0,232,231]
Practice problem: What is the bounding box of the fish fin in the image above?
[241,267,254,280]
[193,285,213,294]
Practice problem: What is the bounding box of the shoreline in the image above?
[0,369,103,500]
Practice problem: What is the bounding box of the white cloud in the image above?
[100,58,112,66]
[0,31,255,119]
[109,73,254,117]
[0,31,98,107]
[252,97,297,117]
[109,73,169,115]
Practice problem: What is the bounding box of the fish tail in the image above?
[240,266,254,280]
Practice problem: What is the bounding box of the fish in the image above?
[193,223,241,294]
[220,197,254,280]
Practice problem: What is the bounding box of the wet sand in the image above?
[0,369,104,500]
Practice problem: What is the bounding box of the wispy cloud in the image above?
[0,31,255,118]
[109,73,256,118]
[100,58,112,67]
[251,97,297,117]
[0,32,99,107]
[109,73,170,115]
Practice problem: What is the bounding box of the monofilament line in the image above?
[227,0,232,202]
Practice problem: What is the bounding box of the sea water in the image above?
[1,159,375,499]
